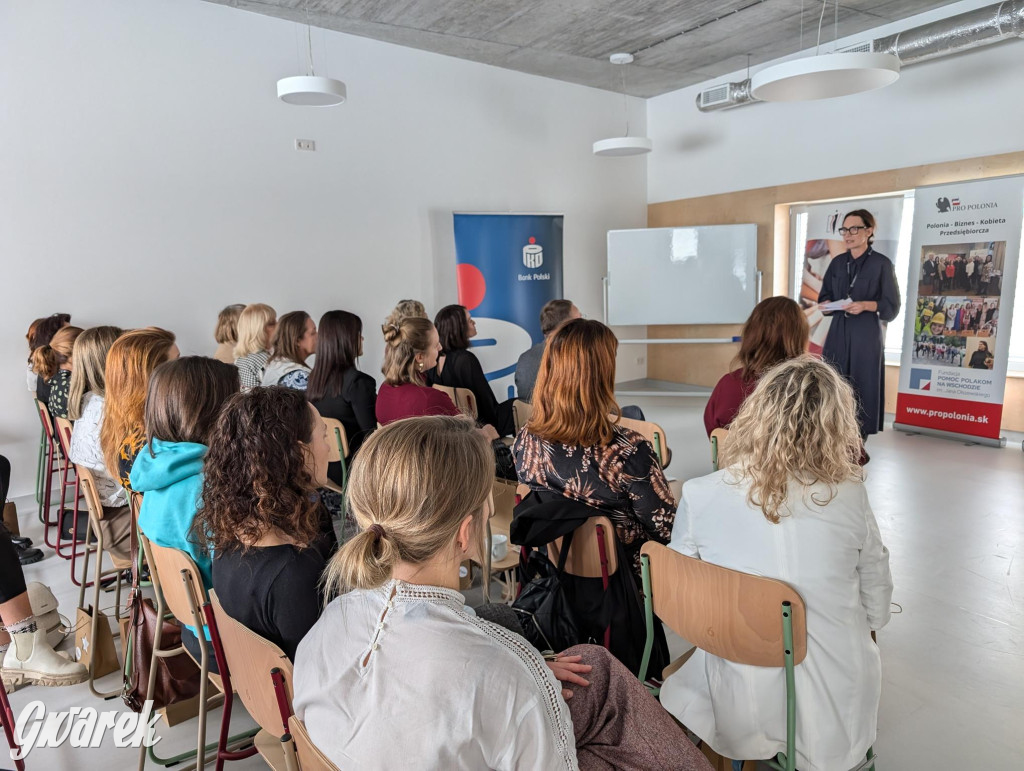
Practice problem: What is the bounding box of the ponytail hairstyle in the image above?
[31,325,83,381]
[381,317,436,386]
[323,415,492,595]
[68,326,124,420]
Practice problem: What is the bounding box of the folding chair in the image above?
[511,400,533,434]
[209,592,297,771]
[638,542,876,771]
[33,399,66,548]
[431,384,478,419]
[288,715,339,771]
[320,418,350,494]
[53,417,92,571]
[710,427,729,472]
[546,516,618,649]
[617,415,672,469]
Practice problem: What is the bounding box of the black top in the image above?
[35,375,51,407]
[968,350,992,369]
[430,348,513,436]
[212,544,325,661]
[311,367,377,486]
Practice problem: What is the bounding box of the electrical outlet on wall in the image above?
[295,139,316,152]
[635,356,645,366]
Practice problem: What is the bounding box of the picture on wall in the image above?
[916,241,1005,297]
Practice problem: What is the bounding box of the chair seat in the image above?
[254,728,291,771]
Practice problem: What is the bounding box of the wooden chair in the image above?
[637,543,876,771]
[546,516,618,649]
[33,399,66,550]
[431,384,478,419]
[511,400,533,434]
[74,465,127,699]
[51,416,87,560]
[0,679,24,771]
[485,479,521,603]
[287,715,339,771]
[320,418,350,495]
[210,592,297,771]
[617,415,672,469]
[710,427,729,472]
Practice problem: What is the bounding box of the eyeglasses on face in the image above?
[838,226,870,235]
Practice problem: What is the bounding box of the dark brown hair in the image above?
[434,305,470,352]
[527,319,620,446]
[736,297,809,381]
[269,310,313,367]
[540,299,575,335]
[27,313,72,354]
[195,387,322,552]
[843,209,876,247]
[144,357,239,450]
[307,310,362,403]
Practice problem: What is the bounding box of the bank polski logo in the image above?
[910,368,932,391]
[523,237,543,269]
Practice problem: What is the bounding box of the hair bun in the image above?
[382,323,402,346]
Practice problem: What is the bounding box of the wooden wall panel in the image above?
[647,150,1024,431]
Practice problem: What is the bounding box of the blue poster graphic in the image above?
[453,213,564,399]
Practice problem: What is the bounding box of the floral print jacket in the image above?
[513,425,676,577]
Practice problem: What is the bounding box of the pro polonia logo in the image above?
[523,237,543,269]
[909,368,932,391]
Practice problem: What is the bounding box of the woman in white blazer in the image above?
[661,355,893,771]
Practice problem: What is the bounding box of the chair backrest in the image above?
[321,418,349,462]
[431,384,478,419]
[512,400,533,434]
[547,516,619,578]
[210,591,295,734]
[144,539,209,632]
[641,542,807,667]
[34,399,56,442]
[617,416,670,467]
[710,427,730,471]
[74,465,105,523]
[287,715,339,771]
[54,416,74,459]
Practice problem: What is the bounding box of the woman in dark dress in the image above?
[968,341,993,370]
[429,305,515,437]
[818,209,901,441]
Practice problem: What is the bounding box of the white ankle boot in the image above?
[2,628,88,690]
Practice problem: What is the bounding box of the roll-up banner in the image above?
[894,176,1023,444]
[453,213,564,400]
[796,196,905,354]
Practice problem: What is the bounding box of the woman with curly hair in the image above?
[514,319,675,579]
[194,387,331,660]
[662,355,892,771]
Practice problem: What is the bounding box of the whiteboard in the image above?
[606,225,758,326]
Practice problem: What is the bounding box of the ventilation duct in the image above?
[696,1,1024,112]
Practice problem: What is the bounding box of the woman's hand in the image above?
[846,301,877,315]
[480,424,500,442]
[546,654,592,700]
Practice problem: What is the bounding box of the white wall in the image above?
[0,0,648,497]
[647,0,1024,203]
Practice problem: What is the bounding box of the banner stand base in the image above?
[893,423,1006,448]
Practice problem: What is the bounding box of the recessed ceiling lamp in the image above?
[750,0,899,102]
[593,53,652,157]
[277,0,346,106]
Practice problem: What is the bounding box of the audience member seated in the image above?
[376,317,462,425]
[68,326,131,567]
[294,416,711,770]
[100,327,178,490]
[514,299,580,403]
[32,325,83,419]
[307,310,377,484]
[26,312,71,398]
[514,319,675,578]
[262,310,317,389]
[704,296,808,437]
[212,304,245,364]
[131,356,239,667]
[662,355,893,771]
[233,303,277,390]
[430,304,514,436]
[194,388,329,661]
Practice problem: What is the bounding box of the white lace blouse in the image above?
[294,580,578,770]
[69,393,127,508]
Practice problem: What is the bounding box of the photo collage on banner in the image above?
[797,197,905,354]
[895,176,1023,441]
[453,213,564,400]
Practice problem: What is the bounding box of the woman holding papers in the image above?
[817,210,901,442]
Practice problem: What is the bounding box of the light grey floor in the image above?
[6,397,1024,769]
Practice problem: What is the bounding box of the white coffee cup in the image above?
[491,534,509,561]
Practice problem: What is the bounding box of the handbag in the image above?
[512,534,582,654]
[122,526,202,712]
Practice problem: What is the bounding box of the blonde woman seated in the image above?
[294,416,710,771]
[233,303,277,390]
[661,356,893,771]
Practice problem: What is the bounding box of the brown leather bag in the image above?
[122,525,202,712]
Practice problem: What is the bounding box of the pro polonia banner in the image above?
[894,176,1022,444]
[795,196,905,354]
[453,213,564,400]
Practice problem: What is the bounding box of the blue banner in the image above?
[453,213,564,399]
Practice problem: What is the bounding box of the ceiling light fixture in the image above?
[750,0,899,102]
[593,53,652,157]
[277,1,346,106]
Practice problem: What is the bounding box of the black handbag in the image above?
[512,534,583,654]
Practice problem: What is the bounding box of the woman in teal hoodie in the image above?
[131,357,239,662]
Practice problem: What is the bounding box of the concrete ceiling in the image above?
[204,0,957,97]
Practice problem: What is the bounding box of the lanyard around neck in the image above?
[846,250,869,293]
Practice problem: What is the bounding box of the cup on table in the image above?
[491,534,509,561]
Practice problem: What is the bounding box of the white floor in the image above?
[6,397,1024,769]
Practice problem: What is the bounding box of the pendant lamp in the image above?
[277,1,346,106]
[593,54,652,157]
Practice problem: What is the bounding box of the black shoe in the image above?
[15,543,44,565]
[10,534,33,549]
